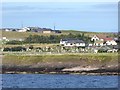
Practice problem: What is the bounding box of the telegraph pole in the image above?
[21,21,23,28]
[54,23,56,30]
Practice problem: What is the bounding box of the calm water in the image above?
[2,74,118,88]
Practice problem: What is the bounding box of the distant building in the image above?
[60,39,85,47]
[42,29,61,34]
[2,27,61,34]
[17,27,31,32]
[42,29,53,34]
[2,28,17,32]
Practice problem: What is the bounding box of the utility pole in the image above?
[21,21,23,28]
[54,23,56,30]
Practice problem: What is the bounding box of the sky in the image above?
[1,0,118,32]
[1,0,119,2]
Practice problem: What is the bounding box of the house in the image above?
[17,27,31,32]
[105,38,117,46]
[2,28,17,32]
[91,35,105,42]
[42,29,53,33]
[17,27,43,32]
[18,29,27,32]
[27,27,41,32]
[60,39,85,47]
[5,29,11,32]
[42,29,61,34]
[91,35,117,46]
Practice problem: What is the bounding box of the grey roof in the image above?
[61,38,85,43]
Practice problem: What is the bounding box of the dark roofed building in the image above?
[60,38,85,47]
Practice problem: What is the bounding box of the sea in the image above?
[1,74,119,88]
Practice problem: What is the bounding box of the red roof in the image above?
[104,38,113,41]
[96,35,106,39]
[95,35,113,41]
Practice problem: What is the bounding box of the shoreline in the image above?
[2,72,119,75]
[2,53,119,75]
[2,66,119,75]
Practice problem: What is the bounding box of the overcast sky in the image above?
[1,0,118,32]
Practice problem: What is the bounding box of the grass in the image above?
[3,53,118,66]
[3,43,59,48]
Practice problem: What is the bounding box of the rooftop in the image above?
[61,38,85,43]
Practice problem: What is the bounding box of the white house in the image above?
[106,40,117,45]
[18,27,31,32]
[42,29,53,34]
[60,39,85,47]
[4,28,14,32]
[91,35,117,46]
[5,29,11,32]
[105,39,117,46]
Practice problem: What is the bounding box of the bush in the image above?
[6,40,23,45]
[11,46,26,51]
[3,47,11,51]
[3,47,26,51]
[24,33,90,44]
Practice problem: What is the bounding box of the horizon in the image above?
[1,2,118,32]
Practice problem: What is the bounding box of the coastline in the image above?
[2,53,119,75]
[2,65,120,75]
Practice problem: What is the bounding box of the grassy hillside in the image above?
[2,31,49,40]
[1,30,115,40]
[61,30,115,37]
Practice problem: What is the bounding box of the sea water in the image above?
[2,74,118,88]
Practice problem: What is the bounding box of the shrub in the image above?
[3,47,11,51]
[6,40,23,45]
[3,47,27,51]
[11,46,26,51]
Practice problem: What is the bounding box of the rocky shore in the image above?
[2,64,119,75]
